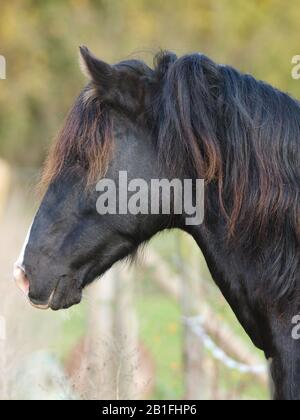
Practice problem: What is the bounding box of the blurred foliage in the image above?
[1,0,300,166]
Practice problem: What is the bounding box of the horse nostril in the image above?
[13,265,30,296]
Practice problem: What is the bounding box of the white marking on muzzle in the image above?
[14,222,33,271]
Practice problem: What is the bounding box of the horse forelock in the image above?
[39,85,114,194]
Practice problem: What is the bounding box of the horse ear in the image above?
[154,51,178,79]
[79,46,152,118]
[79,46,117,91]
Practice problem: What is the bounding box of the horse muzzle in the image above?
[13,265,29,296]
[13,263,83,310]
[13,264,51,310]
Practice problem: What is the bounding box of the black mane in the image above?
[153,52,300,300]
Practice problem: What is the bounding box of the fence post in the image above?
[85,270,117,399]
[177,236,206,400]
[84,264,138,400]
[114,264,139,400]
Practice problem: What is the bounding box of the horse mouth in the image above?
[29,290,55,310]
[28,280,83,311]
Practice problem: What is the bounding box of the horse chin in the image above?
[29,286,83,311]
[49,290,83,311]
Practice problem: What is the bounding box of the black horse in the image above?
[14,47,300,400]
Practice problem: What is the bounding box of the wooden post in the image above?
[84,264,138,400]
[84,270,117,400]
[177,236,206,400]
[114,264,139,400]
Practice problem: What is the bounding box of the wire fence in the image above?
[184,315,267,375]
